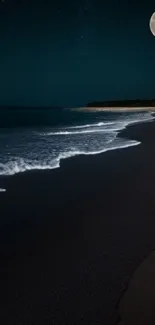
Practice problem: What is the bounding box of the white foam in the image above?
[69,121,115,129]
[0,158,59,176]
[0,140,140,176]
[0,188,6,192]
[58,140,140,160]
[120,113,154,126]
[0,111,153,177]
[44,127,123,136]
[42,112,155,136]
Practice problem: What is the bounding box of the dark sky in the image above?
[0,0,155,107]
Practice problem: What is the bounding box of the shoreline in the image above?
[0,119,155,324]
[73,106,155,112]
[0,116,154,180]
[114,120,155,325]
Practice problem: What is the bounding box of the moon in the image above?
[150,12,155,36]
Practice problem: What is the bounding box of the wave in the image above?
[119,112,155,125]
[69,121,115,129]
[67,113,154,129]
[0,158,59,176]
[0,140,140,176]
[41,112,155,136]
[43,128,121,136]
[0,111,153,177]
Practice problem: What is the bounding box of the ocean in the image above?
[0,108,154,178]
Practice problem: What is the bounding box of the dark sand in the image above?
[1,120,155,324]
[117,250,155,325]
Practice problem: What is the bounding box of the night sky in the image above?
[0,0,155,107]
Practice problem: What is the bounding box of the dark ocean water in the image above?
[0,108,154,183]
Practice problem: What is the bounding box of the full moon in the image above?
[150,12,155,36]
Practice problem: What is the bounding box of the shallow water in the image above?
[0,109,154,176]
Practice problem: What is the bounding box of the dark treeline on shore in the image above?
[87,99,155,107]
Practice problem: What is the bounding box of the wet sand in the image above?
[0,120,155,324]
[117,250,155,325]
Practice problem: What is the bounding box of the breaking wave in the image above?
[0,140,140,176]
[0,110,154,176]
[43,112,154,136]
[69,121,114,128]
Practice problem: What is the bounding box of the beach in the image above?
[1,120,155,324]
[73,106,155,113]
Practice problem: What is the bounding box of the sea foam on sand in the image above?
[0,188,6,192]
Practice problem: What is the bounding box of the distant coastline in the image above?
[87,99,155,107]
[74,99,155,112]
